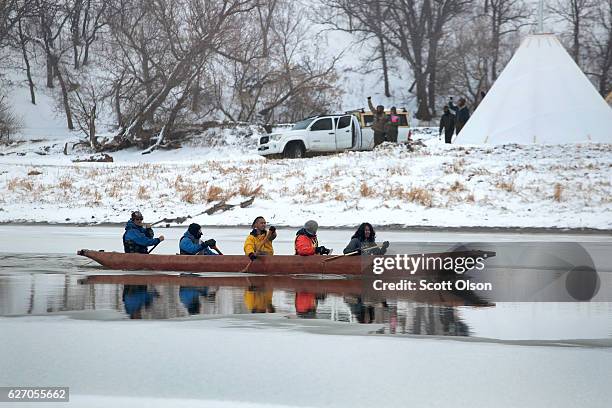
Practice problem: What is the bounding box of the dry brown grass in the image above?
[182,186,196,203]
[323,182,332,193]
[496,179,515,192]
[58,177,73,190]
[137,185,150,200]
[238,183,261,197]
[406,187,433,207]
[7,177,34,192]
[444,158,466,174]
[360,182,374,197]
[466,193,475,203]
[553,183,563,202]
[106,182,123,199]
[92,189,102,203]
[449,181,465,192]
[203,185,224,202]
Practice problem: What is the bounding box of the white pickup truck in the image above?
[257,110,411,158]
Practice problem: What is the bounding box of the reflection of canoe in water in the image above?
[77,249,496,275]
[79,274,494,307]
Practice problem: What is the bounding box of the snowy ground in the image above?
[1,314,611,408]
[1,129,611,229]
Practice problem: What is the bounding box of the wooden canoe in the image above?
[77,249,496,275]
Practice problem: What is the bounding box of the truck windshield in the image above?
[292,118,316,130]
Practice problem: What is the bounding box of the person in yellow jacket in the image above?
[244,216,276,260]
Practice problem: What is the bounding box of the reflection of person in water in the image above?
[122,285,158,319]
[243,286,275,313]
[294,292,323,319]
[412,305,470,336]
[345,296,389,324]
[179,286,209,315]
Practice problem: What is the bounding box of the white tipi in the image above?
[455,34,612,145]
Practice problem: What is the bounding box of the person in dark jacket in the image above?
[343,223,389,255]
[449,97,470,134]
[295,220,331,256]
[386,107,400,143]
[367,96,387,147]
[123,211,164,253]
[179,223,218,255]
[439,105,456,144]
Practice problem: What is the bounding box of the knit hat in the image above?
[188,223,202,238]
[304,220,318,235]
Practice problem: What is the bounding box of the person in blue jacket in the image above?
[123,211,164,253]
[179,223,218,255]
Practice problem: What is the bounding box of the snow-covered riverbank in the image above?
[1,133,611,229]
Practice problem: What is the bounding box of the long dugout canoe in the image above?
[77,249,496,275]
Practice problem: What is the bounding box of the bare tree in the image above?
[211,0,340,125]
[483,0,530,81]
[548,0,596,65]
[322,0,472,120]
[68,0,107,69]
[583,0,612,95]
[72,82,100,150]
[0,95,23,143]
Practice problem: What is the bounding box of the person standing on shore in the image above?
[449,97,470,134]
[367,96,387,147]
[439,105,456,143]
[386,107,400,143]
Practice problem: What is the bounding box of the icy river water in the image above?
[1,225,611,344]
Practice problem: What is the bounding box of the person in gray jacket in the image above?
[343,223,389,255]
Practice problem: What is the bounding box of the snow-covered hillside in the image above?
[1,130,610,229]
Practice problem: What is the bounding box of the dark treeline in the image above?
[0,0,610,148]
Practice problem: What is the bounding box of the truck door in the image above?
[335,115,353,150]
[307,117,334,152]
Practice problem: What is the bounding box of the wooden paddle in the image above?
[322,250,359,262]
[212,245,223,255]
[240,259,254,273]
[147,241,161,254]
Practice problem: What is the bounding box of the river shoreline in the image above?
[1,221,611,235]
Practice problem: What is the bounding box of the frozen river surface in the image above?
[1,226,611,407]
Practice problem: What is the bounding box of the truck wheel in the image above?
[284,142,305,159]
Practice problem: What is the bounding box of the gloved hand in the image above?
[316,246,331,255]
[249,253,257,261]
[269,226,276,232]
[203,239,216,247]
[380,241,390,255]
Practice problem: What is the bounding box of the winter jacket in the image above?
[343,237,377,254]
[295,228,318,256]
[449,101,470,132]
[439,112,456,137]
[368,99,388,134]
[123,220,160,253]
[244,230,274,256]
[179,231,216,255]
